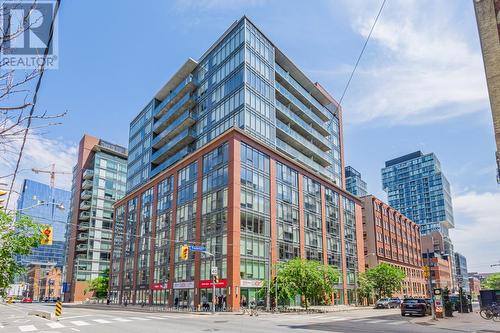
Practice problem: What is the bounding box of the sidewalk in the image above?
[410,311,500,332]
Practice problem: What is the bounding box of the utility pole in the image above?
[266,240,271,311]
[427,248,436,320]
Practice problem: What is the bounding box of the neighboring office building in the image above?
[345,166,368,197]
[110,17,364,311]
[454,252,469,292]
[421,232,453,291]
[64,134,127,302]
[469,276,481,300]
[25,266,62,301]
[382,151,456,290]
[474,0,500,183]
[360,195,426,298]
[16,179,71,268]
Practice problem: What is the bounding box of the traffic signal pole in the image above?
[427,248,436,320]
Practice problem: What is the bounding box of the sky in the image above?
[1,0,498,273]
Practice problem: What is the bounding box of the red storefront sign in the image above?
[199,279,227,288]
[151,282,168,290]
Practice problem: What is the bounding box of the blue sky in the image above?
[3,0,499,273]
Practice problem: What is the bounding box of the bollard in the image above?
[54,301,62,320]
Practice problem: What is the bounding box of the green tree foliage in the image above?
[0,211,44,297]
[365,263,406,299]
[85,269,109,299]
[357,272,375,304]
[269,258,340,309]
[482,273,500,290]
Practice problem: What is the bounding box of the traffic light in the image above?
[180,245,189,261]
[40,226,53,245]
[0,190,7,209]
[423,266,430,278]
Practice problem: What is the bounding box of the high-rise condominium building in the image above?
[382,151,456,290]
[345,166,367,197]
[474,0,500,183]
[110,16,364,311]
[64,134,127,302]
[360,195,426,299]
[16,179,70,268]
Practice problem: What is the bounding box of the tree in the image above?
[271,258,340,309]
[85,269,109,299]
[482,273,500,290]
[365,263,406,299]
[0,211,44,297]
[357,272,375,304]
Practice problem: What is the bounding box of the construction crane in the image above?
[32,163,71,188]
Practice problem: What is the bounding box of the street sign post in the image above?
[189,245,207,252]
[211,266,218,276]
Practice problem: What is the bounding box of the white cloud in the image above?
[450,191,500,273]
[328,0,489,125]
[0,130,77,210]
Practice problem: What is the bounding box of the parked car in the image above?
[21,297,32,303]
[375,298,401,309]
[390,297,402,305]
[401,298,428,316]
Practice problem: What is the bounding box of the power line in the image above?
[4,0,61,210]
[336,0,387,112]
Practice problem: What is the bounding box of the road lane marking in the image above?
[71,321,90,326]
[387,320,406,325]
[93,319,112,324]
[59,315,92,320]
[47,322,65,328]
[145,316,164,320]
[18,325,36,332]
[349,318,369,322]
[367,319,388,323]
[129,317,151,321]
[111,318,132,322]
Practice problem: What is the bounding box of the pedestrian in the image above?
[174,297,179,309]
[106,298,110,305]
[124,299,128,307]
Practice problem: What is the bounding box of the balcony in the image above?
[80,190,92,200]
[275,64,331,121]
[76,244,88,252]
[81,179,93,190]
[80,200,91,210]
[276,100,330,151]
[152,110,196,148]
[82,169,94,180]
[275,81,329,136]
[78,222,89,231]
[276,120,330,167]
[77,233,89,241]
[76,254,88,260]
[151,129,195,166]
[154,75,196,119]
[150,147,189,178]
[79,211,90,221]
[153,94,195,135]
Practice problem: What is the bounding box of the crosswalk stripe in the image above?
[93,319,112,324]
[112,317,132,322]
[350,318,369,322]
[71,320,90,326]
[47,322,65,328]
[129,317,151,321]
[387,320,406,325]
[18,326,36,332]
[367,319,388,323]
[146,316,164,320]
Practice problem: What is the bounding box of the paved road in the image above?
[0,303,488,333]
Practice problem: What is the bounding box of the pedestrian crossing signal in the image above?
[180,245,189,261]
[40,226,53,245]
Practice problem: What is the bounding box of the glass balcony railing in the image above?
[151,129,195,165]
[154,75,196,119]
[150,147,189,178]
[80,190,92,200]
[275,81,328,135]
[76,244,88,251]
[153,93,195,134]
[81,179,93,190]
[276,120,330,166]
[152,110,196,148]
[79,211,90,220]
[77,233,89,241]
[275,63,332,121]
[276,138,334,180]
[78,222,89,230]
[80,201,91,210]
[276,100,330,149]
[82,169,94,180]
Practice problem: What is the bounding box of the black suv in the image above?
[401,298,428,316]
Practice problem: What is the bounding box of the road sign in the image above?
[211,266,218,276]
[54,301,62,317]
[189,245,207,252]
